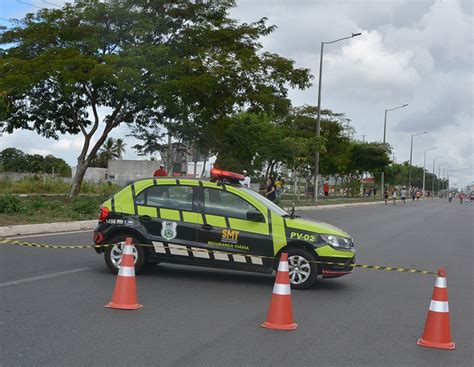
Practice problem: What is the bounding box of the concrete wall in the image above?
[71,167,108,183]
[0,172,58,181]
[107,160,158,182]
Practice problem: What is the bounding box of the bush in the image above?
[0,193,21,213]
[71,197,100,215]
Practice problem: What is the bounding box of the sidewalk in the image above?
[1,200,387,237]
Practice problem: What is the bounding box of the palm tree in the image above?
[114,138,126,159]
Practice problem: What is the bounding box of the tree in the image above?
[0,148,71,176]
[90,137,127,168]
[1,0,310,198]
[339,141,391,196]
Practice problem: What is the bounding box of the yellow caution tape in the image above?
[0,238,434,275]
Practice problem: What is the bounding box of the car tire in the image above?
[285,248,318,290]
[104,235,146,274]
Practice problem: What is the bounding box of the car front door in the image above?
[197,186,273,270]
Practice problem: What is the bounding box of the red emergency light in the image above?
[210,168,245,182]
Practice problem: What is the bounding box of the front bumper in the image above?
[318,256,355,278]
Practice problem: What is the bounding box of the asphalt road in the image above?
[1,199,472,367]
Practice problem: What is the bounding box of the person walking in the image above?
[240,170,251,188]
[265,177,277,202]
[323,181,330,200]
[383,189,389,205]
[400,186,407,205]
[275,176,282,200]
[392,188,397,205]
[448,192,453,203]
[153,164,167,177]
[458,192,464,204]
[411,187,416,202]
[373,187,377,197]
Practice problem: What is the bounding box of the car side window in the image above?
[203,188,260,220]
[136,185,193,211]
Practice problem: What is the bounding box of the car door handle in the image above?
[140,215,152,221]
[201,224,213,231]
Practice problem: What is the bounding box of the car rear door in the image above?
[135,183,201,259]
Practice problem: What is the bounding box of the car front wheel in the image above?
[286,248,318,290]
[104,235,146,274]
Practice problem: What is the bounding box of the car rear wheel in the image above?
[104,235,146,274]
[286,248,318,290]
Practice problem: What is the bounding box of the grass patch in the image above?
[0,194,106,226]
[0,177,119,195]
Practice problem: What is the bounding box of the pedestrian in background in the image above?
[275,176,282,200]
[458,192,464,204]
[259,175,266,195]
[411,187,416,201]
[392,188,397,205]
[240,170,251,188]
[373,187,377,197]
[448,192,453,203]
[400,186,407,205]
[383,189,389,205]
[266,176,277,202]
[323,181,330,200]
[153,164,167,177]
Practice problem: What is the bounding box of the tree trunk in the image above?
[67,160,87,199]
[201,154,208,177]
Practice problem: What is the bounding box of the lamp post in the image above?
[408,131,428,188]
[423,147,436,196]
[381,104,408,191]
[314,32,362,204]
[431,155,443,197]
[438,162,448,194]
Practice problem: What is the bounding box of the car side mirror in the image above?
[247,211,264,222]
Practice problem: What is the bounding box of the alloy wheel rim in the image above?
[288,255,311,284]
[110,243,138,268]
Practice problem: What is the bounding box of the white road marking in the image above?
[0,268,90,288]
[8,230,90,240]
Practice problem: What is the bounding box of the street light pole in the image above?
[408,131,428,188]
[432,155,443,197]
[423,147,436,196]
[381,104,408,191]
[438,162,448,194]
[314,32,361,204]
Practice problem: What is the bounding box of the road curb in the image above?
[295,200,386,210]
[0,220,97,238]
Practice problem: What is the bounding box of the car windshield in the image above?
[240,187,289,217]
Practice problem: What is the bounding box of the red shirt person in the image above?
[323,181,330,198]
[153,164,167,177]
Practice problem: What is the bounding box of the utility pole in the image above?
[314,32,362,204]
[423,147,436,196]
[381,104,408,191]
[432,155,443,197]
[408,131,428,188]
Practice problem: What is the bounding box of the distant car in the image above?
[93,169,356,289]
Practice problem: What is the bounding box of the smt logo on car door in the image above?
[134,184,199,254]
[197,187,272,267]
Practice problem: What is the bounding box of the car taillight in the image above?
[98,207,109,223]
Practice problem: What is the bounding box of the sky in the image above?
[0,0,473,187]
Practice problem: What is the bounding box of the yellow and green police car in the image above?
[93,169,355,289]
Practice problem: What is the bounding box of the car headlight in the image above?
[320,234,354,249]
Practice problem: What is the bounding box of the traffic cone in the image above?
[417,267,455,350]
[105,237,143,310]
[261,252,297,331]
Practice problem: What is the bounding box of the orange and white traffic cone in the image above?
[105,237,143,310]
[417,267,455,350]
[261,252,297,331]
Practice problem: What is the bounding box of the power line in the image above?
[17,0,43,9]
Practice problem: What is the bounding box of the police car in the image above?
[93,169,355,289]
